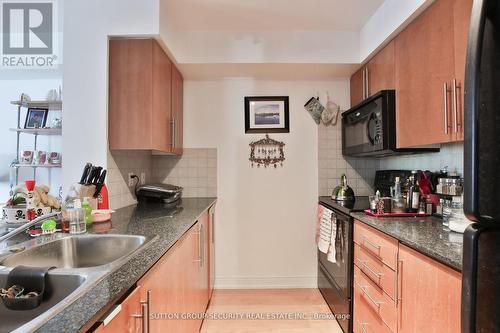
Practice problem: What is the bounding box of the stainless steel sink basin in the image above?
[0,234,147,269]
[0,272,86,333]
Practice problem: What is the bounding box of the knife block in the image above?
[77,185,98,209]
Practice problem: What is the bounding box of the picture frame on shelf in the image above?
[244,96,290,133]
[24,108,48,129]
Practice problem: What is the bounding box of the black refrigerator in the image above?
[463,0,500,332]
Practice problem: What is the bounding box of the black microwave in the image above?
[342,90,439,157]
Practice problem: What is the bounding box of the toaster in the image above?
[136,184,183,204]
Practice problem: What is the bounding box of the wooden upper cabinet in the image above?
[171,65,184,155]
[367,40,395,95]
[453,0,473,141]
[398,245,461,333]
[350,40,395,107]
[350,68,365,107]
[395,0,456,148]
[109,38,183,154]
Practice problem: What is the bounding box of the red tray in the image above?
[364,209,430,218]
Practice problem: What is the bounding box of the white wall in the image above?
[359,0,434,61]
[183,78,350,288]
[62,0,159,191]
[0,77,62,199]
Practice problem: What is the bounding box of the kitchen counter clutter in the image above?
[0,197,216,332]
[350,212,463,271]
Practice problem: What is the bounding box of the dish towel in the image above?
[318,207,334,254]
[327,215,338,263]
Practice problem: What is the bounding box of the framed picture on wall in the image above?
[24,108,48,129]
[244,96,289,133]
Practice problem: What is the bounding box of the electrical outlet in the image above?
[128,173,135,187]
[140,172,146,185]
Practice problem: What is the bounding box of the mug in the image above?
[33,151,47,165]
[48,152,61,165]
[19,151,33,164]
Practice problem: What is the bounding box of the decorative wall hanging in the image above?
[304,96,324,125]
[245,96,289,133]
[249,134,285,168]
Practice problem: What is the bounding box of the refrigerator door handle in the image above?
[464,0,488,222]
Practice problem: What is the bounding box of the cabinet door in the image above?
[398,245,461,333]
[171,65,184,155]
[96,287,143,333]
[350,67,365,107]
[208,205,215,299]
[138,234,188,333]
[151,41,172,152]
[395,0,456,148]
[367,40,395,96]
[109,39,153,150]
[452,0,473,141]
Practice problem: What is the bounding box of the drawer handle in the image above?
[357,259,382,285]
[355,281,383,312]
[357,320,369,333]
[361,236,381,257]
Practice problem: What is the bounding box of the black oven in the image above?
[342,90,439,157]
[317,207,353,333]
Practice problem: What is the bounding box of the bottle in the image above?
[25,180,36,221]
[407,171,420,213]
[97,184,109,210]
[391,177,407,213]
[82,197,93,228]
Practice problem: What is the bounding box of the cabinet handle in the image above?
[366,67,370,97]
[360,236,381,258]
[397,259,404,331]
[443,83,451,134]
[211,211,215,244]
[356,320,369,333]
[355,281,383,312]
[363,69,366,99]
[452,79,461,133]
[357,259,382,285]
[132,303,148,333]
[139,290,151,333]
[171,118,176,148]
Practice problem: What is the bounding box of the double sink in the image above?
[0,234,153,332]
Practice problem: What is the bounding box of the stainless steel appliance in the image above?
[136,184,183,204]
[462,0,500,331]
[318,196,370,333]
[342,90,440,157]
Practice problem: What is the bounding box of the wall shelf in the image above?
[10,100,62,110]
[12,164,62,169]
[10,128,62,136]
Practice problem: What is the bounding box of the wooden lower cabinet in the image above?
[94,287,144,333]
[353,221,461,333]
[208,205,216,299]
[135,217,212,333]
[398,244,461,333]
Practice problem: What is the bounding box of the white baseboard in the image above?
[214,276,318,289]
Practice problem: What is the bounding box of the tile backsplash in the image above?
[380,142,464,175]
[152,148,217,198]
[318,124,380,197]
[107,148,218,210]
[107,150,152,210]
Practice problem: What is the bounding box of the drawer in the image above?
[354,221,399,270]
[354,265,397,333]
[354,243,397,299]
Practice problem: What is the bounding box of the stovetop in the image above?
[319,196,370,215]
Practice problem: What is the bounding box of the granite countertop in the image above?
[28,197,217,332]
[350,212,463,272]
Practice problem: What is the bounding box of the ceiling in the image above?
[165,0,385,32]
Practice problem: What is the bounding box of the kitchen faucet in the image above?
[0,212,62,243]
